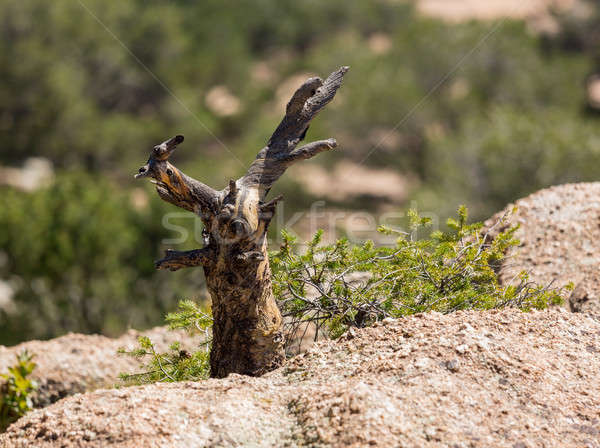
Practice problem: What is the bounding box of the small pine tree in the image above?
[118,301,212,385]
[271,207,567,347]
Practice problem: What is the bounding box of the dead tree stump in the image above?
[135,67,348,377]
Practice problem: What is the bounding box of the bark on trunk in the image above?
[135,67,348,377]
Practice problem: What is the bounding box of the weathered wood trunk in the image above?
[135,67,348,377]
[202,182,284,377]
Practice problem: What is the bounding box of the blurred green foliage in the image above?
[1,0,597,213]
[0,174,204,344]
[1,0,598,343]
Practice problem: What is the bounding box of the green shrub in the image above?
[271,207,567,343]
[0,351,37,432]
[118,300,212,385]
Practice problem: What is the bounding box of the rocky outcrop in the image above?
[0,327,200,407]
[2,309,599,447]
[485,182,600,314]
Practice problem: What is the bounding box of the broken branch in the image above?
[241,66,349,197]
[284,138,337,164]
[155,247,212,271]
[135,135,219,219]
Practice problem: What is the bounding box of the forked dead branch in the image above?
[135,67,349,378]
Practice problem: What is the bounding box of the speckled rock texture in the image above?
[0,327,199,407]
[485,182,600,314]
[2,309,599,447]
